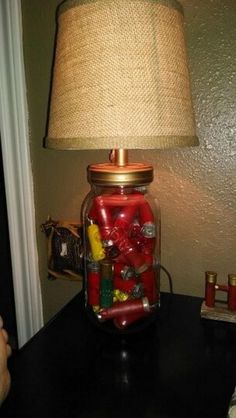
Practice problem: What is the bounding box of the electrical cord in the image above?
[160,264,174,294]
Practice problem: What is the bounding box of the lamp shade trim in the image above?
[45,135,199,150]
[59,0,183,16]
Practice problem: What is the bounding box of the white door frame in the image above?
[0,0,43,347]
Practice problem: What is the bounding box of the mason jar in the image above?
[82,157,160,333]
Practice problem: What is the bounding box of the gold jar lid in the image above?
[228,274,236,286]
[88,162,153,186]
[205,271,217,284]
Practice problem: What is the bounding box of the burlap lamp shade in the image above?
[46,0,199,150]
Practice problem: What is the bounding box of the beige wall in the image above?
[22,0,236,323]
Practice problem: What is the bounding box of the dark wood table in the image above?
[1,292,235,418]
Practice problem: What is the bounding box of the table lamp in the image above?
[46,0,198,332]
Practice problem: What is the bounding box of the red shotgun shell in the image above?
[205,271,217,307]
[140,267,158,304]
[114,204,138,229]
[99,193,145,207]
[113,263,136,279]
[139,201,154,225]
[228,274,236,311]
[109,227,148,273]
[93,197,114,239]
[98,297,150,321]
[113,276,136,293]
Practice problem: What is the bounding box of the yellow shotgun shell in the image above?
[87,224,105,261]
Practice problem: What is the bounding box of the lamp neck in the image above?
[110,149,128,167]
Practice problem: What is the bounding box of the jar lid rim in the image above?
[88,163,153,185]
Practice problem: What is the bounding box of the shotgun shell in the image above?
[113,289,129,302]
[98,193,145,207]
[141,222,156,238]
[114,204,138,229]
[139,200,154,225]
[87,223,105,261]
[93,197,114,239]
[87,262,100,306]
[129,222,142,239]
[125,251,148,274]
[140,268,158,304]
[131,283,145,299]
[142,254,154,267]
[114,263,135,280]
[98,297,150,321]
[103,240,120,259]
[140,237,156,255]
[109,227,148,273]
[205,271,217,307]
[113,276,136,294]
[100,259,114,308]
[228,274,236,311]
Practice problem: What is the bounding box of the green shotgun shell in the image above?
[100,259,113,308]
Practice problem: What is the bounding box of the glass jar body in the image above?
[82,183,161,333]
